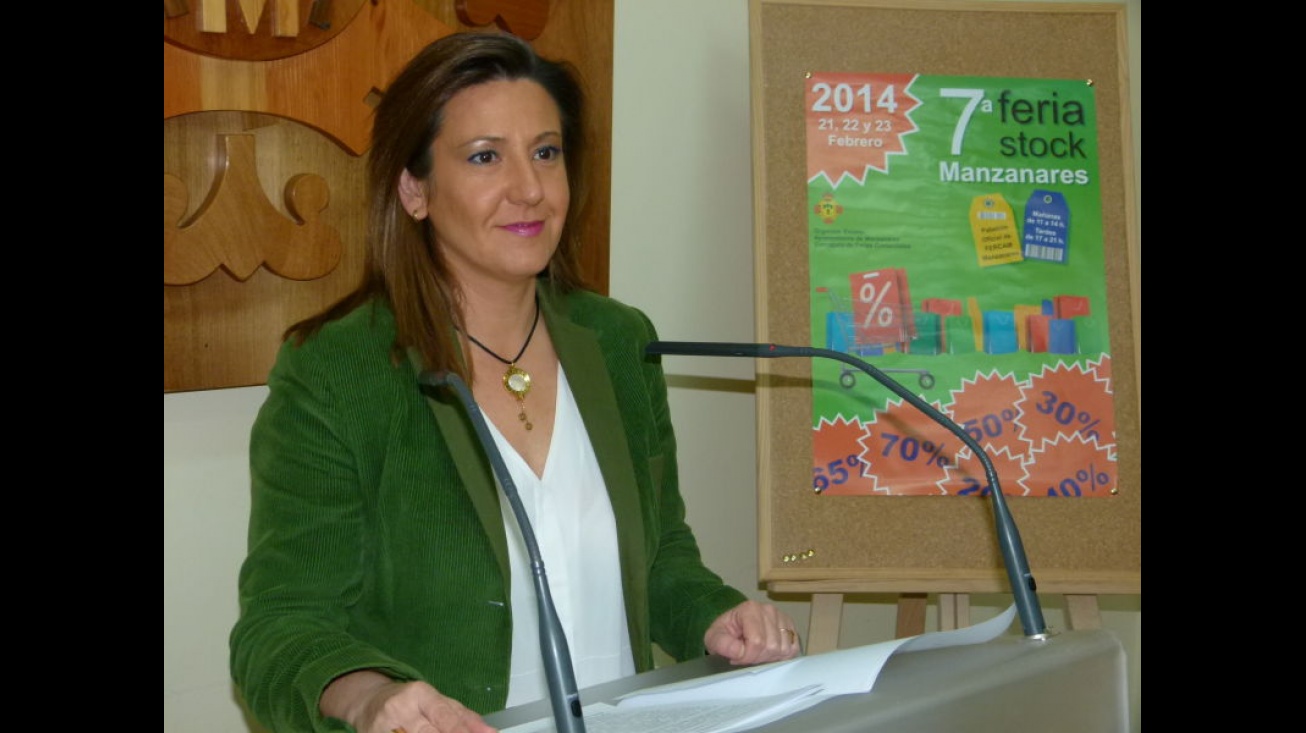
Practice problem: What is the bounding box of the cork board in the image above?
[749,0,1140,594]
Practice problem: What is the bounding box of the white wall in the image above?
[164,386,268,732]
[163,1,1140,730]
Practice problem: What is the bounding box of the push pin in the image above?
[782,548,817,563]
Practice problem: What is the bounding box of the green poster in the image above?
[805,73,1117,499]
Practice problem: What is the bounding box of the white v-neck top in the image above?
[486,367,635,707]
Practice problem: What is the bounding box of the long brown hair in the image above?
[285,32,591,380]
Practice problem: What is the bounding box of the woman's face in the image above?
[409,78,569,290]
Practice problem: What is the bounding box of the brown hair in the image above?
[285,32,591,379]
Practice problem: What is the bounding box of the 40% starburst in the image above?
[1046,462,1111,497]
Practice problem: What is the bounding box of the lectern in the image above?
[486,629,1129,733]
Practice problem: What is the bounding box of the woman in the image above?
[230,32,800,733]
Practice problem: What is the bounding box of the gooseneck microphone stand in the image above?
[420,371,587,732]
[645,341,1049,640]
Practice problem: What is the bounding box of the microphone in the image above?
[645,341,1050,640]
[418,371,587,732]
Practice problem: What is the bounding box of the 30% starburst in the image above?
[1034,391,1104,442]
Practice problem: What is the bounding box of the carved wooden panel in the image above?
[164,0,613,392]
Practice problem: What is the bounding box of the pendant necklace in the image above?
[462,296,541,430]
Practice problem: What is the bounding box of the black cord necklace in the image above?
[463,296,541,430]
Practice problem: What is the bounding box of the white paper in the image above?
[501,604,1016,733]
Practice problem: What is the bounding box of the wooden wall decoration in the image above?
[457,0,550,39]
[164,135,341,285]
[164,0,614,393]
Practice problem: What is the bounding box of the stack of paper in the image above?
[503,604,1017,733]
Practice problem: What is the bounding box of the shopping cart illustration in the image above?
[817,286,935,390]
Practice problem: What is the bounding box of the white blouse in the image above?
[487,367,636,708]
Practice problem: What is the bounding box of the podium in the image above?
[485,629,1129,732]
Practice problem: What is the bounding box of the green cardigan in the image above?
[230,282,747,732]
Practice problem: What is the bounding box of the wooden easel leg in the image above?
[938,593,971,630]
[1065,594,1102,630]
[806,593,843,654]
[895,593,928,638]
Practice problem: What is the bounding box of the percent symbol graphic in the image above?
[923,441,949,467]
[858,279,895,328]
[1047,461,1111,497]
[1077,463,1110,491]
[1076,411,1102,442]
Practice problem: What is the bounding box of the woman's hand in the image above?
[321,669,497,733]
[703,599,802,666]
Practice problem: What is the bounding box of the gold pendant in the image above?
[503,365,531,398]
[503,364,533,430]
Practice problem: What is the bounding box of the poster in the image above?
[805,72,1117,499]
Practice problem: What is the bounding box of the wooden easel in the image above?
[803,593,1102,654]
[897,592,1102,635]
[781,585,1115,655]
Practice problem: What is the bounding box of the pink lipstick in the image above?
[502,221,545,237]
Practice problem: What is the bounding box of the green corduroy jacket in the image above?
[229,281,747,732]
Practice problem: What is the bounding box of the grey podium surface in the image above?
[485,628,1129,732]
